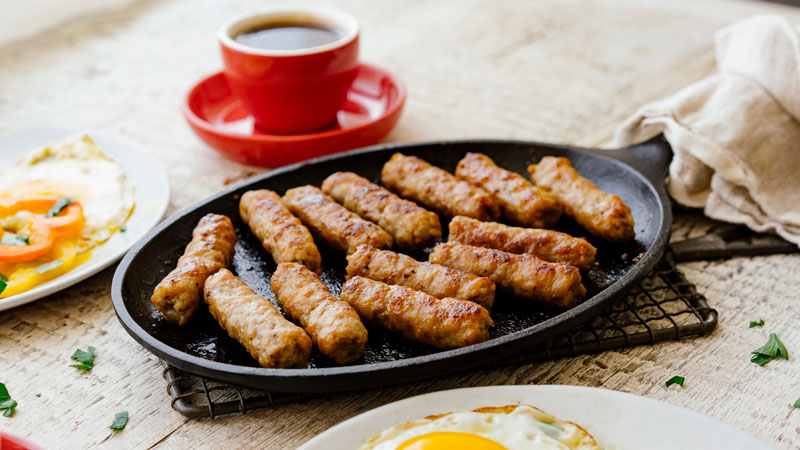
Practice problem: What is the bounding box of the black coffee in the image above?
[235,23,344,51]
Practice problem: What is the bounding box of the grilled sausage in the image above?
[429,242,585,309]
[340,276,493,349]
[381,153,499,220]
[321,171,441,252]
[455,153,562,228]
[151,213,236,325]
[239,189,322,273]
[204,269,311,368]
[346,245,495,310]
[282,185,393,254]
[448,216,597,271]
[528,156,635,243]
[271,262,367,365]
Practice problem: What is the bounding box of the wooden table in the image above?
[2,0,799,448]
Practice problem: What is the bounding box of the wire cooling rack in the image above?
[160,249,717,419]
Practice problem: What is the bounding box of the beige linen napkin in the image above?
[614,15,800,246]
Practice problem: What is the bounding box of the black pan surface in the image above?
[111,136,672,392]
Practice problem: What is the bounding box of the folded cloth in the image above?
[614,14,800,246]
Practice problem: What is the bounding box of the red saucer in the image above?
[183,63,406,167]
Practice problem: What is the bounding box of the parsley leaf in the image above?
[119,225,127,233]
[794,397,800,408]
[0,274,6,282]
[45,197,74,218]
[35,259,63,274]
[70,346,97,371]
[749,319,765,328]
[0,382,16,417]
[0,275,6,296]
[35,393,41,398]
[110,411,128,431]
[750,333,788,366]
[1,234,29,246]
[665,376,685,387]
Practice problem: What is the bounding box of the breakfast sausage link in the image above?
[380,153,500,220]
[321,171,442,252]
[448,216,597,271]
[204,268,311,369]
[340,276,493,350]
[240,189,322,273]
[282,185,393,254]
[455,152,562,228]
[346,245,495,310]
[271,262,367,365]
[151,213,237,325]
[528,156,635,243]
[429,242,586,309]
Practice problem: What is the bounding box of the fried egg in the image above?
[0,134,135,297]
[360,405,600,450]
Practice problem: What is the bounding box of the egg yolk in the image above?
[397,432,508,450]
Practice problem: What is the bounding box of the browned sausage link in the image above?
[150,213,237,325]
[271,262,367,365]
[340,276,493,350]
[429,242,585,309]
[282,185,393,254]
[528,157,635,243]
[240,189,322,273]
[204,269,311,368]
[321,171,442,252]
[455,153,562,228]
[380,153,500,220]
[346,245,495,310]
[448,216,597,271]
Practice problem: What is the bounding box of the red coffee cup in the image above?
[218,6,360,134]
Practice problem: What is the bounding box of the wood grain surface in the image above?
[1,0,799,448]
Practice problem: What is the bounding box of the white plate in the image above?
[299,385,773,450]
[0,126,169,311]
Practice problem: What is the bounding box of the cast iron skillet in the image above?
[111,136,672,392]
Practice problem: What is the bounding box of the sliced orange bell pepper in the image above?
[39,202,85,235]
[0,221,55,263]
[0,195,85,236]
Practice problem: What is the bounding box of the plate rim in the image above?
[0,125,170,311]
[111,138,671,390]
[297,385,772,450]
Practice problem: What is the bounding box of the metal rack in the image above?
[160,249,717,419]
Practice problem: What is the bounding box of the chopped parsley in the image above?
[0,382,16,417]
[0,274,6,296]
[110,411,128,431]
[70,346,97,372]
[665,376,685,387]
[35,259,63,274]
[749,319,765,328]
[45,197,74,218]
[1,234,29,246]
[794,397,800,408]
[750,333,788,366]
[35,393,41,398]
[119,225,127,233]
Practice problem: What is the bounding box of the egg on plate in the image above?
[0,134,135,298]
[360,404,600,450]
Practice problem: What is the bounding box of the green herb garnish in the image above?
[35,393,40,398]
[70,346,97,371]
[749,319,765,328]
[110,411,128,431]
[35,259,63,274]
[0,382,16,417]
[45,197,74,218]
[1,234,29,246]
[751,333,788,366]
[0,274,6,296]
[794,397,800,408]
[665,376,685,387]
[119,225,127,233]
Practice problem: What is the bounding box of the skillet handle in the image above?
[586,134,673,189]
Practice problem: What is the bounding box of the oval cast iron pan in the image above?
[111,136,672,392]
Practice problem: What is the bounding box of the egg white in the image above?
[360,405,600,450]
[0,133,135,250]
